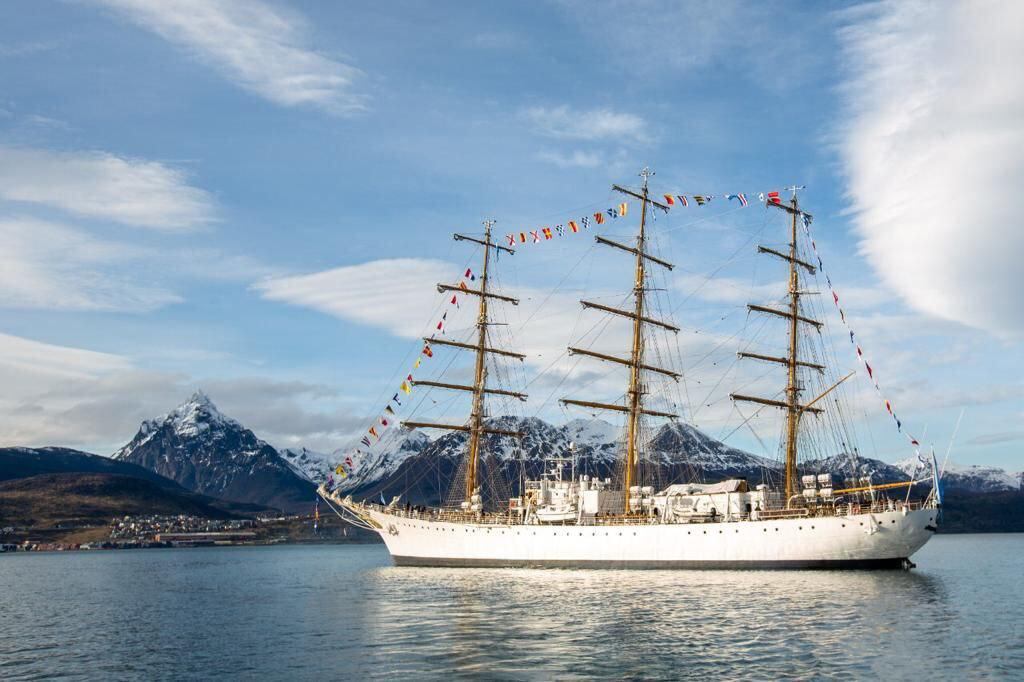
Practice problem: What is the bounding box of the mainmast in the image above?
[403,220,526,507]
[731,190,824,504]
[561,168,679,513]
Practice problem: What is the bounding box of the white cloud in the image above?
[536,150,602,168]
[0,332,368,452]
[523,106,648,142]
[0,216,182,312]
[0,146,215,230]
[253,258,459,338]
[95,0,367,114]
[837,0,1024,337]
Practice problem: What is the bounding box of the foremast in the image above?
[402,220,526,507]
[561,168,679,513]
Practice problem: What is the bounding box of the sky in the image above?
[0,0,1022,472]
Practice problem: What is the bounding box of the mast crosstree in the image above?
[560,168,679,513]
[401,220,526,507]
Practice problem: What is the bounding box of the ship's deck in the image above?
[345,498,931,527]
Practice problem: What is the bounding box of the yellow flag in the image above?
[618,202,628,216]
[414,358,421,369]
[400,381,412,395]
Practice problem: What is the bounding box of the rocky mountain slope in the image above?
[113,392,315,513]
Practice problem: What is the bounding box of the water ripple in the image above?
[0,535,1021,680]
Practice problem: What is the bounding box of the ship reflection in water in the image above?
[360,560,955,679]
[1,536,1020,679]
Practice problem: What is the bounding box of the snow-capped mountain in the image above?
[895,457,1021,492]
[337,427,430,490]
[114,391,315,512]
[280,447,334,485]
[337,417,779,505]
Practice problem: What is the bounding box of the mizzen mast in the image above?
[402,220,525,507]
[560,168,679,513]
[731,189,824,505]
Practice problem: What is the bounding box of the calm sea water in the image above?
[1,534,1021,680]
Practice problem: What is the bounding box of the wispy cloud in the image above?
[0,331,130,381]
[966,431,1024,447]
[0,216,182,312]
[252,258,458,338]
[536,150,602,168]
[837,0,1024,337]
[0,146,215,230]
[523,106,648,142]
[95,0,367,114]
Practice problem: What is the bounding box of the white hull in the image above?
[348,503,938,569]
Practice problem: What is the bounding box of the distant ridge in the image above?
[0,446,179,486]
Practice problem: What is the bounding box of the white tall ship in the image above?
[322,170,941,569]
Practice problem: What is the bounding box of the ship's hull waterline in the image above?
[349,504,937,570]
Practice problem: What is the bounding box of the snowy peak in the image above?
[113,391,314,512]
[280,447,334,485]
[564,418,620,447]
[135,390,239,444]
[895,456,1021,492]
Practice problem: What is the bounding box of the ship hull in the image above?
[358,505,937,570]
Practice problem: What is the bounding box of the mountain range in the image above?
[3,392,1021,524]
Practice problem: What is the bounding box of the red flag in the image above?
[594,212,605,225]
[436,320,443,330]
[663,194,675,205]
[865,362,873,378]
[832,291,839,305]
[767,191,781,205]
[464,268,472,278]
[451,295,457,304]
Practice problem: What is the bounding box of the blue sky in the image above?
[0,0,1021,472]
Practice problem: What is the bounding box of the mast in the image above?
[731,189,824,505]
[560,168,678,514]
[402,220,526,507]
[783,196,801,503]
[466,220,495,502]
